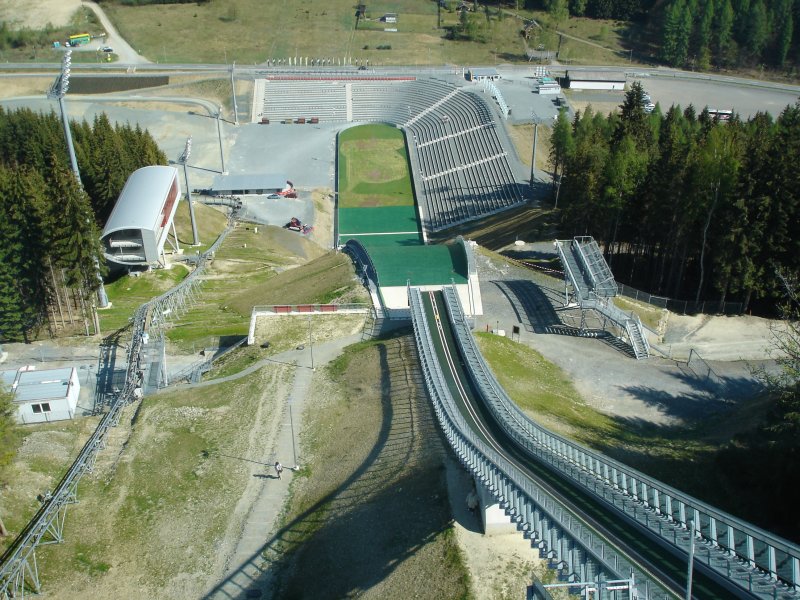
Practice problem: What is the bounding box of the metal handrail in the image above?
[408,289,662,595]
[441,286,799,597]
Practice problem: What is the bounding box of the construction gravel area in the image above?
[474,246,779,426]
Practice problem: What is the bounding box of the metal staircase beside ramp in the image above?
[583,296,651,360]
[574,236,617,297]
[625,315,651,360]
[554,239,593,301]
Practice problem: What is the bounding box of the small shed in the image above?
[209,174,291,196]
[4,367,80,424]
[467,67,501,82]
[565,70,626,90]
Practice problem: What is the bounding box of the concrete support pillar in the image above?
[768,546,777,580]
[746,535,755,567]
[709,517,718,546]
[725,524,736,555]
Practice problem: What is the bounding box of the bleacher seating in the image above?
[260,76,525,231]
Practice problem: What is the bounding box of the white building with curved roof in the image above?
[101,166,181,267]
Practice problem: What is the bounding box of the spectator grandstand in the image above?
[259,77,525,232]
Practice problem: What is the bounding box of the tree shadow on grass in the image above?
[202,337,470,600]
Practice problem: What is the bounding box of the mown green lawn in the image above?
[338,124,414,208]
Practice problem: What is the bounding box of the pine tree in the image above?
[773,0,794,67]
[549,108,574,197]
[661,0,692,66]
[49,161,107,293]
[0,166,50,340]
[745,0,769,60]
[712,0,735,65]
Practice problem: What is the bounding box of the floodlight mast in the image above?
[48,50,110,311]
[179,136,200,245]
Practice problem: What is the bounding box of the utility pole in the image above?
[230,62,239,126]
[530,111,539,193]
[179,137,200,246]
[215,108,226,174]
[48,49,110,311]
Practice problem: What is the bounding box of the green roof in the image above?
[361,242,468,287]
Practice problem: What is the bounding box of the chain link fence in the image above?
[616,283,744,315]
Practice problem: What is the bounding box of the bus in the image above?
[707,108,733,121]
[68,33,91,46]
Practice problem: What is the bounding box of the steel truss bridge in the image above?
[0,208,239,599]
[409,285,800,600]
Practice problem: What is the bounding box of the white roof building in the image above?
[565,70,626,91]
[101,166,181,267]
[2,367,80,424]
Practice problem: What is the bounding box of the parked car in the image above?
[99,46,113,53]
[643,102,656,113]
[266,194,282,199]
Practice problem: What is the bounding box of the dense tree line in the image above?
[659,0,797,69]
[550,83,800,313]
[0,107,166,342]
[542,0,800,70]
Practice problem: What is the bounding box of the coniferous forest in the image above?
[550,83,800,315]
[530,0,800,72]
[0,107,166,342]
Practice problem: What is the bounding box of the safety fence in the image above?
[0,207,240,599]
[440,285,800,599]
[516,259,745,316]
[616,283,744,316]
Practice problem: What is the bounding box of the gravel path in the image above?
[81,1,151,64]
[202,334,362,599]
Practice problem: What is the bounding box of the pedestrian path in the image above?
[202,334,361,599]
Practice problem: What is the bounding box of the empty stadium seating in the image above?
[261,76,525,231]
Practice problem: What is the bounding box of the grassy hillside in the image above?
[103,0,532,65]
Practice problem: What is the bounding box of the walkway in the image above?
[187,334,362,599]
[81,1,151,64]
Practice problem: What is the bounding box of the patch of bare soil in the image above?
[262,335,472,599]
[0,78,54,100]
[568,98,621,117]
[0,0,80,29]
[253,314,366,355]
[0,419,98,553]
[309,188,334,249]
[26,365,291,600]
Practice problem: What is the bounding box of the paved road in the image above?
[81,0,150,64]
